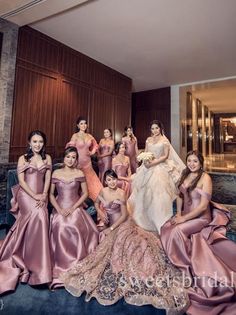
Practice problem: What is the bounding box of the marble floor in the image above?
[205,154,236,173]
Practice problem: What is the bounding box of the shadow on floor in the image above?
[0,284,166,315]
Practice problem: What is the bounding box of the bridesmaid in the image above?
[60,169,189,313]
[49,146,99,289]
[97,128,114,184]
[0,130,52,294]
[66,116,102,201]
[112,142,131,197]
[122,126,138,174]
[161,151,236,315]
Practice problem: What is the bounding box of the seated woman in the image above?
[112,142,131,197]
[49,147,99,289]
[161,150,236,315]
[60,169,189,313]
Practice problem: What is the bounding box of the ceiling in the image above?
[1,0,236,111]
[189,79,236,113]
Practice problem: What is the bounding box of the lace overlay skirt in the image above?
[60,218,189,313]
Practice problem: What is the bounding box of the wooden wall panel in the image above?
[60,48,92,84]
[9,26,132,162]
[55,79,91,157]
[10,66,58,161]
[90,89,115,141]
[132,87,171,148]
[17,27,59,72]
[114,97,132,143]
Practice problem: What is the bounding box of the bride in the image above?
[128,120,185,232]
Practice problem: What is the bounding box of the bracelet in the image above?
[110,226,114,231]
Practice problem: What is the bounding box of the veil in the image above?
[163,134,186,174]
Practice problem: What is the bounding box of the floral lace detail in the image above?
[60,218,189,312]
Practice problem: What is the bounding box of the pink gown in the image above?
[49,176,99,289]
[66,136,102,201]
[161,185,236,315]
[0,162,52,294]
[98,143,112,183]
[112,160,131,197]
[60,197,189,313]
[122,136,138,174]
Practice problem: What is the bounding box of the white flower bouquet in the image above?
[137,151,155,163]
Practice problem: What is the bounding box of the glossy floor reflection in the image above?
[205,154,236,173]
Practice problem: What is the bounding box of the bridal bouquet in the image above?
[137,151,155,163]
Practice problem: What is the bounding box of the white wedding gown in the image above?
[128,137,185,233]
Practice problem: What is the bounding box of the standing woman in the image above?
[112,142,131,198]
[49,147,99,289]
[97,128,114,184]
[66,116,102,201]
[128,120,185,233]
[0,130,52,294]
[161,151,236,315]
[122,126,138,174]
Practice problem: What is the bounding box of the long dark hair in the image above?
[178,150,204,202]
[123,126,134,140]
[76,116,87,132]
[63,146,79,161]
[24,130,47,162]
[150,120,164,135]
[114,141,125,155]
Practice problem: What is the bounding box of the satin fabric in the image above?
[112,162,131,198]
[161,185,236,315]
[61,198,189,313]
[66,138,102,201]
[128,138,185,233]
[122,137,138,174]
[0,162,52,294]
[49,177,99,289]
[98,144,112,184]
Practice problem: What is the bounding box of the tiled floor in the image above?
[205,154,236,173]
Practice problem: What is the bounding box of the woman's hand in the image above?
[144,160,154,169]
[34,193,47,208]
[60,208,71,217]
[171,214,186,225]
[98,210,109,224]
[103,227,112,236]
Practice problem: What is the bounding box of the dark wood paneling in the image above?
[10,26,132,162]
[132,87,171,148]
[10,66,58,161]
[54,78,91,158]
[17,26,59,72]
[90,89,115,140]
[115,97,133,143]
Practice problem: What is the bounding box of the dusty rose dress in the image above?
[122,136,138,174]
[0,161,52,294]
[98,143,112,183]
[60,196,189,313]
[161,185,236,315]
[49,176,99,289]
[112,159,131,197]
[66,136,102,201]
